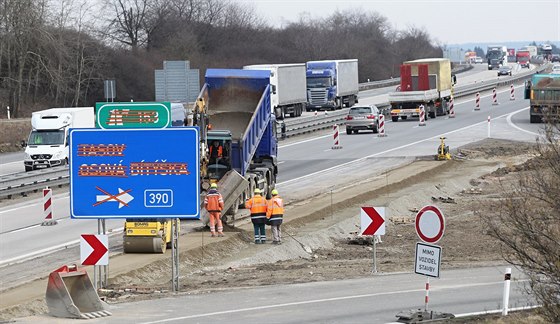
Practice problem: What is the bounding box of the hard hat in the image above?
[210,183,217,189]
[271,189,278,196]
[254,188,261,194]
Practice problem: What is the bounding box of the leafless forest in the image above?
[0,0,442,117]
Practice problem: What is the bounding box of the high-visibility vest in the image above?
[204,190,224,212]
[267,196,284,220]
[246,195,267,219]
[209,145,223,158]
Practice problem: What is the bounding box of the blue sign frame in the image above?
[69,128,199,219]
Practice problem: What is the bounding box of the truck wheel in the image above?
[401,116,407,120]
[391,116,398,122]
[429,110,436,119]
[530,115,540,123]
[346,128,352,135]
[25,166,33,172]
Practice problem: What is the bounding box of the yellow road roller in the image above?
[123,219,176,253]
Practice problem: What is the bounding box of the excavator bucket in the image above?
[45,264,111,319]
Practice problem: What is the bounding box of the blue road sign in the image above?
[69,128,200,219]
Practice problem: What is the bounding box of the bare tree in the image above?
[107,0,149,50]
[480,122,560,321]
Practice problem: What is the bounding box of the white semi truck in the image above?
[24,107,94,171]
[243,64,307,119]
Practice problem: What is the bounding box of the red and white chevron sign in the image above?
[80,234,109,266]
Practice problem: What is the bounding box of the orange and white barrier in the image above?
[419,105,426,126]
[475,92,481,111]
[332,124,342,149]
[492,87,499,105]
[378,114,386,137]
[42,187,58,226]
[449,97,455,118]
[510,84,515,100]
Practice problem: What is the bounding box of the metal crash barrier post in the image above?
[46,264,112,319]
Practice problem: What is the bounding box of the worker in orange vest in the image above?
[245,188,267,244]
[204,183,224,237]
[209,140,223,164]
[266,189,284,244]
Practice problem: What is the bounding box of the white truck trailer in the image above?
[24,107,94,171]
[244,64,307,119]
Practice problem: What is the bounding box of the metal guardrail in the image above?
[0,64,549,199]
[0,167,69,199]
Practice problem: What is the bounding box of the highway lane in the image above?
[277,85,542,183]
[49,266,535,323]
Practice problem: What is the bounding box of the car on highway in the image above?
[474,56,483,64]
[551,55,560,63]
[345,105,380,134]
[497,66,512,76]
[551,64,560,75]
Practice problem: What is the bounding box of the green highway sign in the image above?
[95,102,171,129]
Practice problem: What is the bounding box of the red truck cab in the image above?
[516,51,531,68]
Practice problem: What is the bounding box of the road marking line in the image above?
[0,194,69,214]
[454,305,540,318]
[278,107,530,186]
[140,280,518,323]
[0,226,124,267]
[140,288,426,323]
[506,108,541,137]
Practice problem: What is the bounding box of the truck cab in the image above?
[23,107,94,171]
[24,114,72,171]
[306,65,338,110]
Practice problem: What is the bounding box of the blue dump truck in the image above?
[306,59,359,111]
[194,69,278,224]
[525,74,560,123]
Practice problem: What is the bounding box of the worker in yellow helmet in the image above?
[245,188,267,244]
[266,189,284,244]
[204,182,224,237]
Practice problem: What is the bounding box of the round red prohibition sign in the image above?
[415,205,445,243]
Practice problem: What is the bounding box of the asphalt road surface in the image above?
[23,266,534,323]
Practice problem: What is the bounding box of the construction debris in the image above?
[461,187,483,194]
[390,217,414,224]
[431,196,456,204]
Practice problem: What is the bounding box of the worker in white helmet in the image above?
[204,182,224,237]
[266,189,284,244]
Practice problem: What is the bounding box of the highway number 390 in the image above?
[144,189,174,207]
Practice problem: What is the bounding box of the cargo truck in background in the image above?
[389,58,455,122]
[191,69,278,225]
[525,74,560,123]
[520,45,538,58]
[516,50,531,68]
[306,59,359,111]
[507,48,516,62]
[486,45,506,70]
[23,107,94,172]
[244,64,307,119]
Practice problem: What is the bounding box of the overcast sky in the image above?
[235,0,560,45]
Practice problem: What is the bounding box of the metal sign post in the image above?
[360,207,385,274]
[372,236,377,273]
[171,218,179,292]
